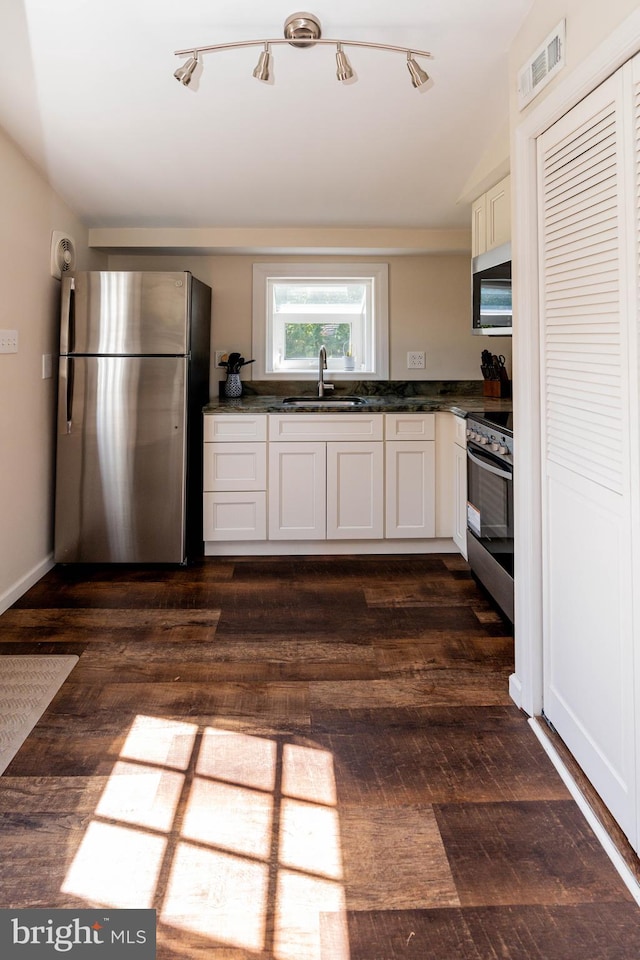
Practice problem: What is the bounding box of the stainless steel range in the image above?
[465,412,513,622]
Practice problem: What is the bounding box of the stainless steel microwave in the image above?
[472,242,512,336]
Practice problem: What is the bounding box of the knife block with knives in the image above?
[481,350,511,397]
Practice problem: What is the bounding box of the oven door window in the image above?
[467,447,513,541]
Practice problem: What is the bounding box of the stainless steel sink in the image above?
[282,395,367,407]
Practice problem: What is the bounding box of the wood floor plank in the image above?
[309,674,513,712]
[339,804,460,910]
[346,907,482,960]
[310,709,570,806]
[464,902,640,959]
[433,800,634,906]
[373,635,514,676]
[0,776,108,813]
[363,578,486,607]
[346,903,640,960]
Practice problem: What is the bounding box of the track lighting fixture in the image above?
[253,44,272,82]
[335,43,354,83]
[173,54,199,87]
[173,12,432,91]
[406,52,429,88]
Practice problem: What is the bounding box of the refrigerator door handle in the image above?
[60,276,76,355]
[58,357,74,434]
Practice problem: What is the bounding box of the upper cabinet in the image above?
[471,174,511,258]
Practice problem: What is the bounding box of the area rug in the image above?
[0,655,78,775]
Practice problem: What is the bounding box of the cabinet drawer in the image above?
[203,492,266,541]
[384,413,435,441]
[454,415,467,446]
[269,414,383,442]
[204,414,267,442]
[203,442,266,491]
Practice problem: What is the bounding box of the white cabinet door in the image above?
[385,441,435,538]
[453,441,468,559]
[471,175,511,256]
[471,194,487,258]
[268,442,326,539]
[327,442,384,539]
[486,174,511,250]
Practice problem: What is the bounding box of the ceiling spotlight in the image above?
[253,43,272,82]
[406,52,429,88]
[336,43,354,82]
[173,13,433,92]
[173,54,199,86]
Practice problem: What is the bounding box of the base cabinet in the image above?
[453,416,468,558]
[204,411,451,550]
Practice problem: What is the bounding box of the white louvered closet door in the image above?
[538,61,639,849]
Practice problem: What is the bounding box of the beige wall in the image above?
[0,125,105,611]
[458,123,510,204]
[108,253,512,392]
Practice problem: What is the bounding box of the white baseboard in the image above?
[529,717,640,906]
[205,538,459,557]
[0,555,54,616]
[509,672,523,710]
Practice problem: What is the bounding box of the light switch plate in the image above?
[0,330,18,353]
[42,353,53,379]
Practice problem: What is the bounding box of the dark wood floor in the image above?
[0,555,638,959]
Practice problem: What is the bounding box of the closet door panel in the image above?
[538,65,637,848]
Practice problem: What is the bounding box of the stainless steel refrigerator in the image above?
[54,271,211,563]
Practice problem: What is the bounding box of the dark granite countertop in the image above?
[203,394,512,418]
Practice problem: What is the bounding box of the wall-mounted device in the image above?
[472,242,512,336]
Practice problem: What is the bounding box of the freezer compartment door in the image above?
[61,272,192,355]
[55,356,187,563]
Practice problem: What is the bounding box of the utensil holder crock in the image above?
[224,373,242,398]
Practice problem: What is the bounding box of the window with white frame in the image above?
[252,263,389,380]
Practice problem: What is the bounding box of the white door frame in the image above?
[511,7,640,718]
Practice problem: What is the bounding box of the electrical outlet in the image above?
[215,350,227,366]
[0,330,18,354]
[407,350,425,369]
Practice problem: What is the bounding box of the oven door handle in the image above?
[467,448,512,480]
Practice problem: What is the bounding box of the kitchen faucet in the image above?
[318,345,334,397]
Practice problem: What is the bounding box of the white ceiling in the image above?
[0,1,532,231]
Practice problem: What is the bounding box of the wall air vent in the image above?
[50,231,76,280]
[518,20,566,110]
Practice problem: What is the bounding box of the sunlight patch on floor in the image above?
[60,714,350,959]
[161,843,270,952]
[182,778,273,858]
[61,821,167,908]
